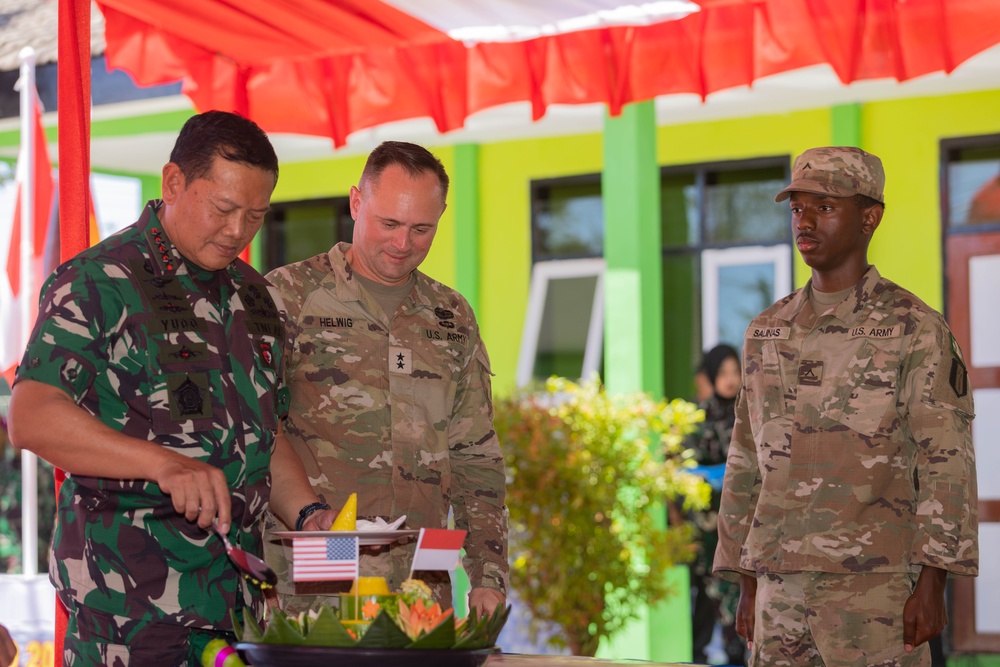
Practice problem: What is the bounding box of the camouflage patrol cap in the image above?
[775,146,885,204]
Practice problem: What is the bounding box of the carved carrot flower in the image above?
[396,598,453,640]
[361,598,381,620]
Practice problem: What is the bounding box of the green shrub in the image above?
[496,376,709,656]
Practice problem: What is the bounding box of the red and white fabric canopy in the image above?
[93,0,1000,148]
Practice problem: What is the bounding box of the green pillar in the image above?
[831,103,862,147]
[601,101,664,398]
[597,101,690,664]
[249,231,264,273]
[453,143,481,313]
[450,143,480,616]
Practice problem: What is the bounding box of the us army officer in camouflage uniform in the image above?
[8,111,334,666]
[713,147,978,666]
[265,141,508,617]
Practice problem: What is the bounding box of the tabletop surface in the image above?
[237,644,709,667]
[486,654,706,665]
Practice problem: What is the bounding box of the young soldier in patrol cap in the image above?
[713,146,978,666]
[8,111,336,665]
[263,141,508,618]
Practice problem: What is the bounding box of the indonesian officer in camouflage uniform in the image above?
[264,141,508,617]
[713,147,978,666]
[8,111,335,666]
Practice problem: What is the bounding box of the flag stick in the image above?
[17,46,39,579]
[407,528,424,581]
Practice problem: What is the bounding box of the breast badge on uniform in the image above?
[160,343,208,364]
[167,372,211,420]
[798,359,824,386]
[435,307,456,329]
[259,340,274,368]
[175,379,204,415]
[238,282,280,322]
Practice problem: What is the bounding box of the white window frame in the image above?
[701,244,792,350]
[91,172,143,240]
[517,258,605,387]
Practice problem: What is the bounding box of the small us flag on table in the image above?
[293,535,359,582]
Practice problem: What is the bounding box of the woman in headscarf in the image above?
[686,344,745,666]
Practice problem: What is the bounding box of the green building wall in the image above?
[265,88,1000,397]
[22,89,993,396]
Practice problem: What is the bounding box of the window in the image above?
[262,197,353,273]
[701,246,792,350]
[523,159,792,397]
[91,173,143,240]
[942,135,1000,230]
[517,259,604,387]
[531,176,603,262]
[522,176,605,385]
[661,158,792,401]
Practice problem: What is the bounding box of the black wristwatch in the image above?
[295,501,330,531]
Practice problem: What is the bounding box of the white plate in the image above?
[271,530,419,547]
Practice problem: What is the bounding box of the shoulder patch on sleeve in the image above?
[17,347,97,404]
[949,356,969,398]
[930,347,974,415]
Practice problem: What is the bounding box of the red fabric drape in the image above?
[92,0,1000,148]
[58,0,91,262]
[56,0,92,663]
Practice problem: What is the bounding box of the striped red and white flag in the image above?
[0,87,55,386]
[411,528,467,571]
[292,535,359,582]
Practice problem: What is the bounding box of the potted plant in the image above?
[495,376,709,656]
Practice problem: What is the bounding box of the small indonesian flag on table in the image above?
[410,528,467,571]
[293,535,359,582]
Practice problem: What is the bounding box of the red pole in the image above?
[58,0,91,260]
[56,0,92,663]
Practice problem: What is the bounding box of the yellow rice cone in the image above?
[330,493,357,531]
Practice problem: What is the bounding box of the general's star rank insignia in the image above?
[389,346,412,374]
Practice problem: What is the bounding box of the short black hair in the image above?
[360,141,449,201]
[853,194,885,212]
[169,110,278,184]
